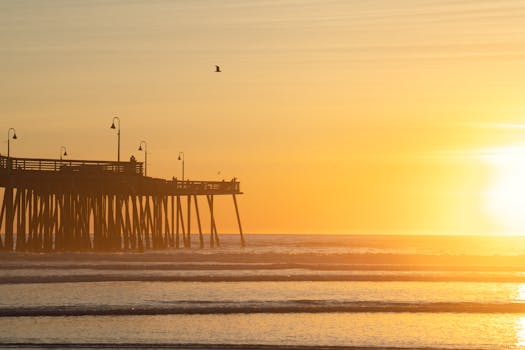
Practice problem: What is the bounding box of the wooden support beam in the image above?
[84,195,94,250]
[37,193,45,250]
[151,196,157,249]
[207,195,214,248]
[186,195,191,248]
[132,194,143,251]
[40,192,47,251]
[55,193,63,250]
[0,190,6,249]
[24,189,32,250]
[49,193,59,250]
[177,196,186,247]
[52,193,60,250]
[207,195,220,247]
[175,196,180,248]
[29,192,36,251]
[108,194,114,250]
[170,195,175,247]
[144,195,153,250]
[4,186,14,250]
[163,196,170,248]
[115,195,122,250]
[123,195,131,250]
[194,195,204,248]
[232,194,245,247]
[14,188,23,251]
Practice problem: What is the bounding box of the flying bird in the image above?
[215,65,221,72]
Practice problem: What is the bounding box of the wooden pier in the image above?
[0,155,244,252]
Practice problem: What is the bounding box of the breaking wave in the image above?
[2,300,525,317]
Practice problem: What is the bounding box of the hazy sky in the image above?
[3,0,525,234]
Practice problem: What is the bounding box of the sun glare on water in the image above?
[483,146,525,235]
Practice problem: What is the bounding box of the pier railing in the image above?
[0,155,143,175]
[163,179,240,193]
[0,155,240,193]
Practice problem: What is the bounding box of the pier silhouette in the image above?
[0,155,244,252]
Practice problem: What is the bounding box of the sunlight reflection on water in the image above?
[516,316,525,348]
[514,285,525,349]
[0,313,521,348]
[517,284,525,302]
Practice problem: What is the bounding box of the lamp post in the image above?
[138,140,147,176]
[178,152,185,181]
[7,128,17,158]
[60,146,67,160]
[110,116,121,162]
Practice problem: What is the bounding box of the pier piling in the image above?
[0,155,244,252]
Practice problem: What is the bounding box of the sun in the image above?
[483,146,525,234]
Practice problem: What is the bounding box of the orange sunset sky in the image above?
[3,1,525,235]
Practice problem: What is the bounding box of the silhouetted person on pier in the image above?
[128,155,136,174]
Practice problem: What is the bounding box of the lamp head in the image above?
[12,133,17,140]
[63,150,67,156]
[178,155,181,160]
[110,122,116,129]
[138,145,143,151]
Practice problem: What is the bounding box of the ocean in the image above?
[1,234,525,349]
